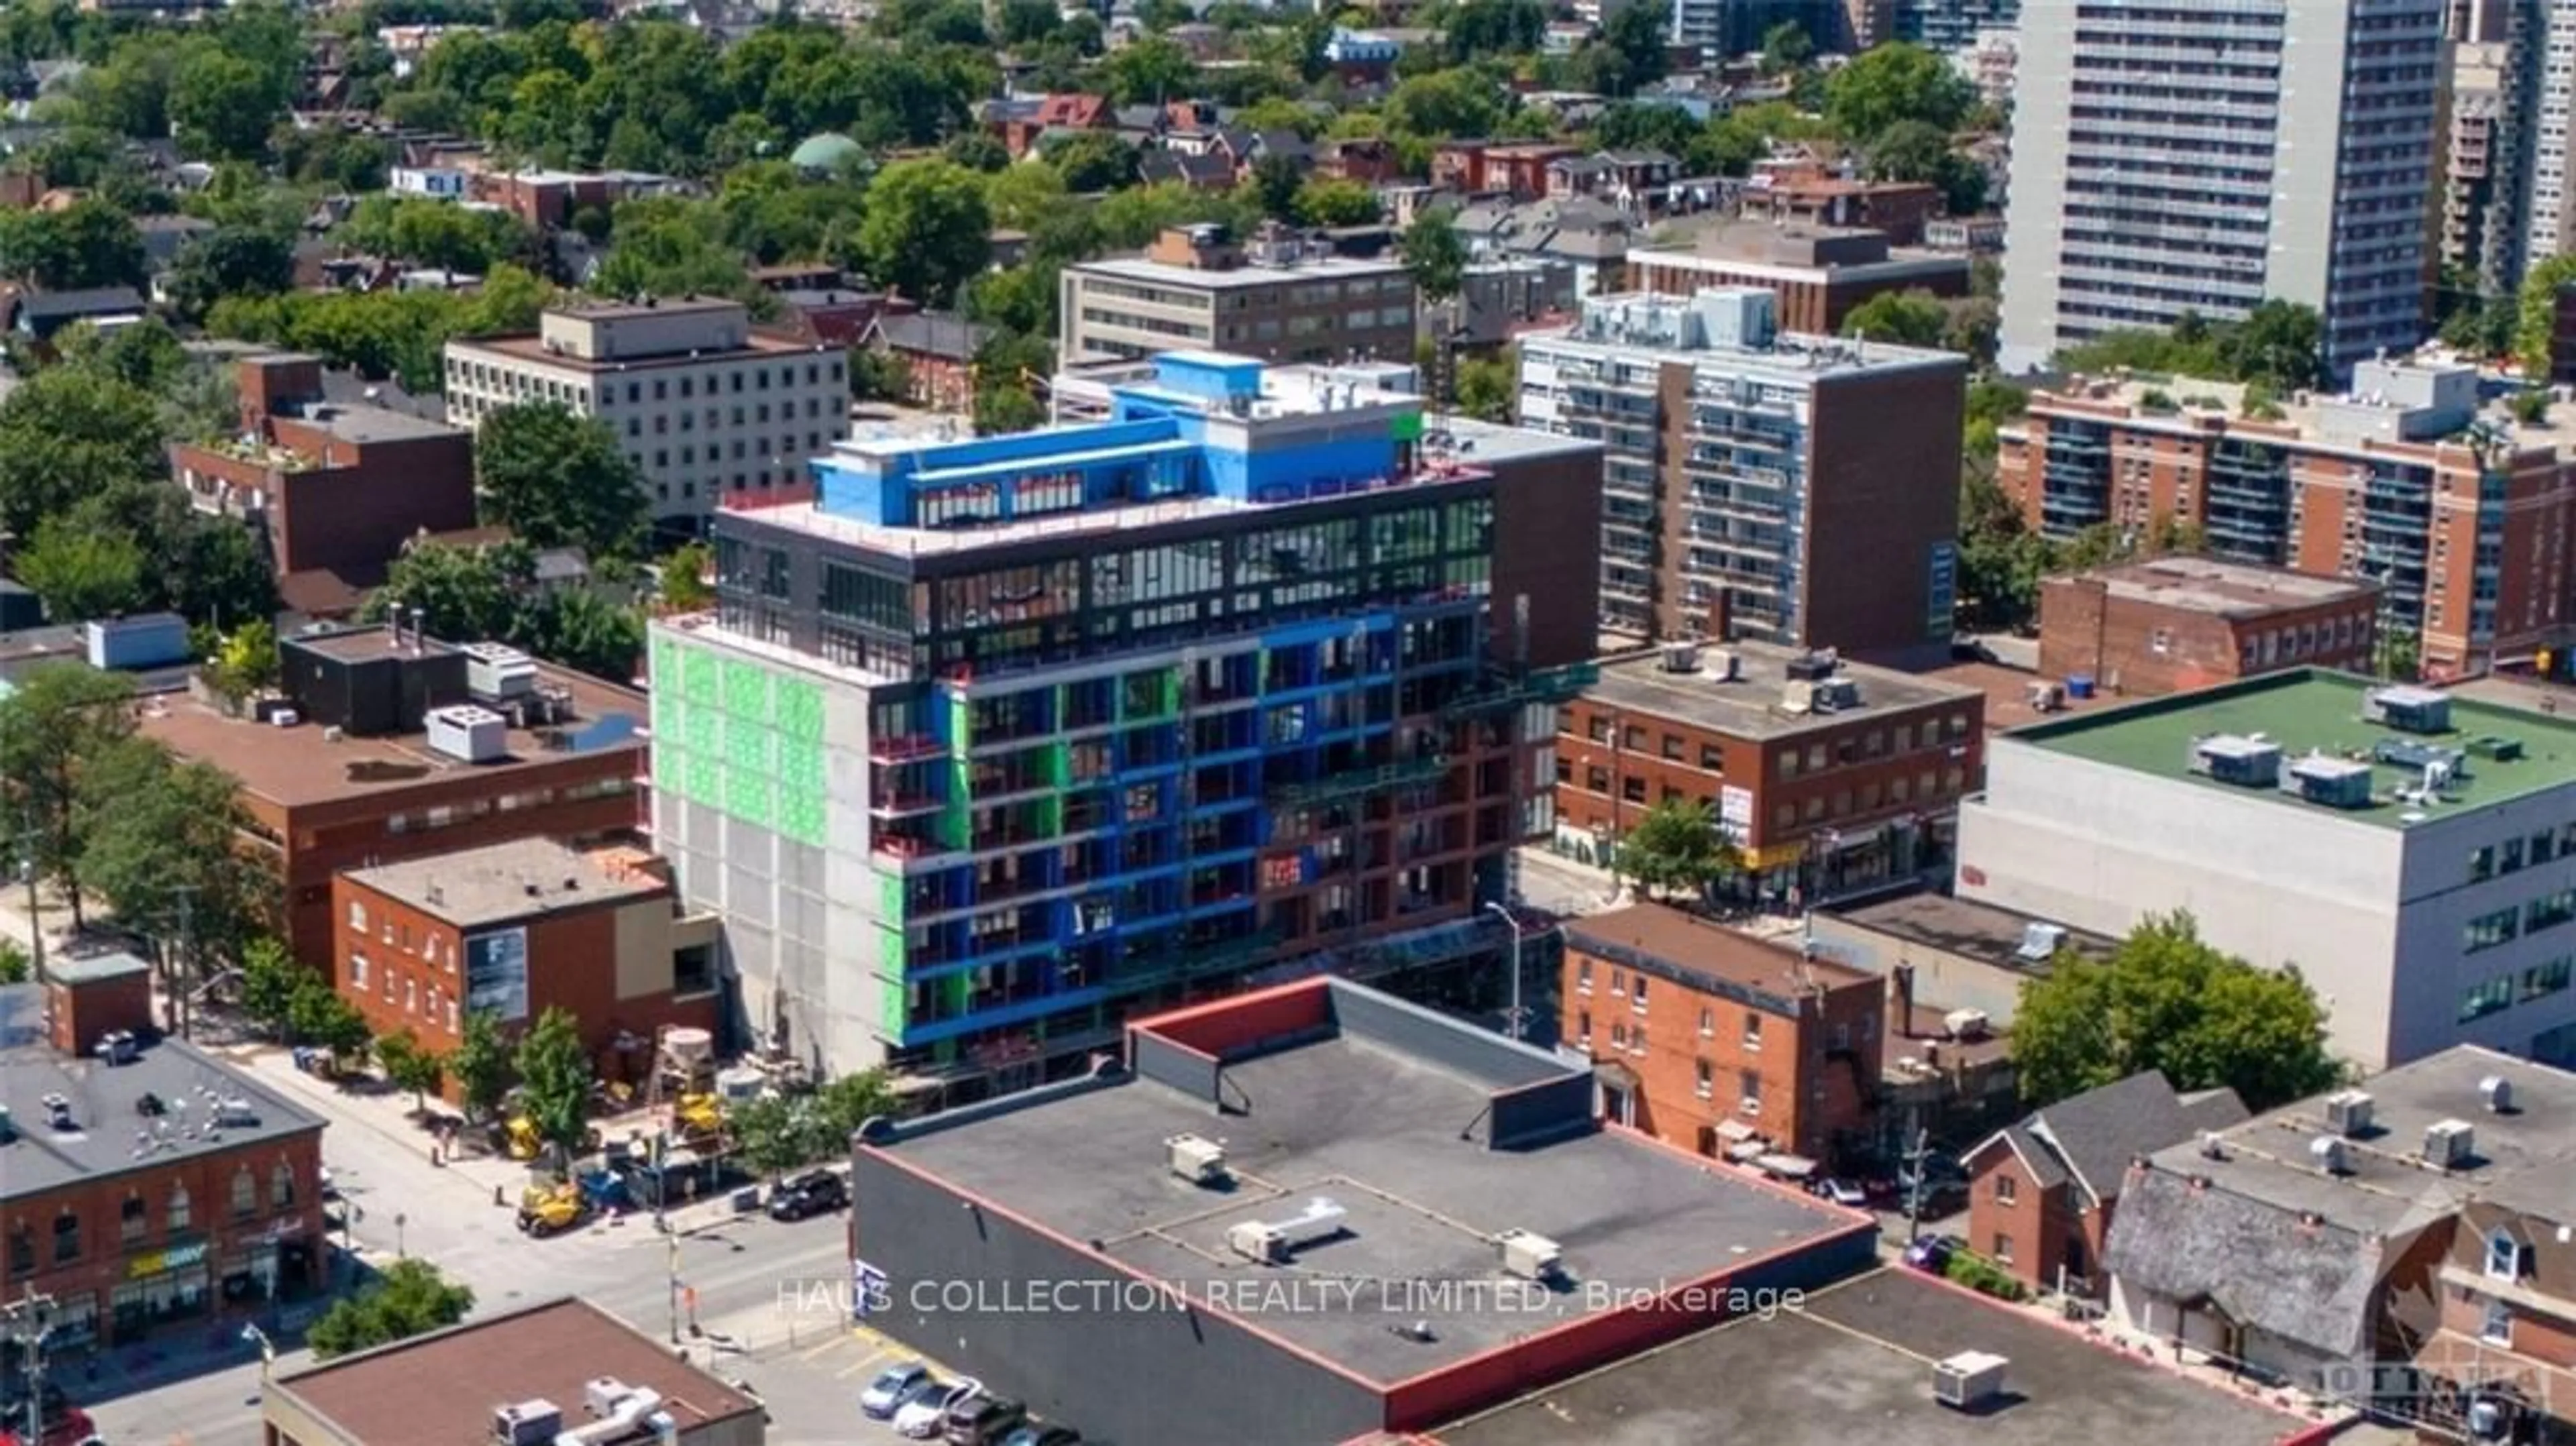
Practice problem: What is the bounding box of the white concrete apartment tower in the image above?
[1999,0,2444,379]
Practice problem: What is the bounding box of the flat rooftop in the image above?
[1587,642,1984,742]
[0,997,326,1202]
[1070,251,1409,290]
[1823,891,2116,977]
[1565,901,1875,1001]
[1923,659,2109,733]
[879,1032,1862,1384]
[289,400,462,446]
[272,1296,760,1445]
[2010,669,2576,827]
[2060,557,2377,618]
[1430,1266,2312,1446]
[341,837,664,929]
[2147,1045,2576,1230]
[138,657,646,810]
[452,328,818,370]
[2025,368,2576,457]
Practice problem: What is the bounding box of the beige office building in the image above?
[1059,225,1418,368]
[442,297,849,531]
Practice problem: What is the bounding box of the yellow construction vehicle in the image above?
[515,1180,586,1237]
[504,1116,540,1160]
[674,1091,726,1144]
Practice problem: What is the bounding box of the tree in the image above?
[369,538,529,644]
[2219,299,2326,393]
[451,1009,514,1125]
[1402,209,1468,304]
[1759,19,1813,74]
[237,936,302,1042]
[2517,253,2576,376]
[0,198,147,290]
[307,1259,474,1359]
[1843,289,1948,348]
[2013,911,2340,1113]
[1454,351,1515,422]
[0,940,28,987]
[203,620,282,708]
[513,1005,594,1168]
[1249,151,1305,220]
[473,404,649,558]
[1385,70,1501,140]
[520,586,645,683]
[2376,624,2420,681]
[729,1093,813,1180]
[80,743,276,1001]
[0,359,166,538]
[1955,469,2048,632]
[1293,177,1381,227]
[1595,2,1670,92]
[1616,796,1733,903]
[170,50,287,162]
[660,542,715,612]
[375,1030,448,1115]
[1099,35,1197,107]
[1823,42,1974,145]
[1040,131,1137,193]
[165,225,295,321]
[288,972,372,1061]
[808,1067,902,1144]
[14,513,148,624]
[858,160,992,308]
[0,664,136,930]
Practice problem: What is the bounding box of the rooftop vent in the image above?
[2325,1089,2375,1137]
[1659,641,1702,673]
[494,1400,563,1446]
[2014,922,2067,961]
[2481,1075,2515,1113]
[1495,1228,1564,1282]
[2424,1119,2475,1170]
[1943,1008,1990,1042]
[2288,755,2375,810]
[1931,1351,2009,1410]
[2309,1134,2350,1175]
[213,1097,259,1129]
[1703,649,1740,682]
[1226,1197,1348,1265]
[2365,685,2453,735]
[1784,649,1839,682]
[1166,1133,1228,1186]
[425,704,508,764]
[2198,1130,2226,1160]
[2466,735,2525,762]
[43,1094,74,1132]
[2190,734,2282,788]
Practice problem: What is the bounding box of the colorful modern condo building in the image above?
[648,352,1602,1096]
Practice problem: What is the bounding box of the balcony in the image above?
[871,734,946,764]
[869,790,945,819]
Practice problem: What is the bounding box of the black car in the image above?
[998,1426,1081,1446]
[767,1168,849,1221]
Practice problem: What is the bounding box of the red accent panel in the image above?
[1129,978,1334,1060]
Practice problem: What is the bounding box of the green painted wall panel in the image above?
[779,679,824,740]
[875,869,904,920]
[780,790,826,848]
[682,645,719,705]
[881,974,908,1035]
[727,769,775,829]
[684,750,722,804]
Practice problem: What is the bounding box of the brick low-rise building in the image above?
[1562,902,1884,1166]
[2037,556,2381,697]
[2,962,327,1357]
[331,837,719,1087]
[1629,222,1970,337]
[141,625,648,974]
[1554,641,1986,905]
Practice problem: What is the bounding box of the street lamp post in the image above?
[1,1285,58,1446]
[1483,901,1525,1041]
[13,856,42,987]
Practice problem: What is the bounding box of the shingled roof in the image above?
[2104,1163,2387,1359]
[1966,1070,2249,1207]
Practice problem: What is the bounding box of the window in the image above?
[1994,1174,2017,1205]
[1695,1058,1714,1099]
[2524,957,2574,1001]
[120,1197,146,1246]
[52,1209,78,1264]
[1698,1007,1714,1037]
[1621,776,1648,803]
[350,951,368,989]
[2466,907,2521,953]
[1577,958,1593,993]
[1610,1021,1627,1048]
[1778,751,1800,780]
[1743,1011,1762,1048]
[1992,1233,2015,1264]
[2472,844,2497,882]
[231,1167,257,1220]
[5,1227,28,1277]
[1700,744,1724,771]
[2530,889,2576,933]
[168,1186,191,1233]
[2485,1229,2525,1280]
[1611,969,1625,996]
[2504,837,2528,874]
[1632,975,1648,1012]
[271,1162,295,1211]
[347,901,366,931]
[1576,1009,1591,1042]
[2461,974,2518,1021]
[1739,1070,1763,1113]
[2482,1299,2514,1345]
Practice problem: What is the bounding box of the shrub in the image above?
[1943,1250,2029,1302]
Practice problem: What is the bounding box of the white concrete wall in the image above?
[2389,791,2576,1066]
[1955,742,2408,1068]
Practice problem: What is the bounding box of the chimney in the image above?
[48,954,156,1056]
[1891,963,1916,1037]
[1705,589,1735,645]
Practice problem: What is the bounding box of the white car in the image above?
[894,1380,976,1439]
[861,1362,930,1419]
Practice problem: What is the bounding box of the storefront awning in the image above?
[1714,1118,1758,1143]
[1754,1152,1818,1179]
[1593,1060,1642,1092]
[1723,1139,1770,1163]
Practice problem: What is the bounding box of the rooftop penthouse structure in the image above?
[649,351,1601,1097]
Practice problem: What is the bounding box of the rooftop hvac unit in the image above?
[1495,1229,1563,1282]
[425,704,509,763]
[2481,1075,2514,1113]
[2288,755,2375,810]
[1931,1351,2008,1410]
[1785,650,1838,682]
[1781,679,1816,714]
[1943,1009,1990,1042]
[1660,641,1702,673]
[2310,1135,2349,1174]
[1167,1133,1228,1186]
[2424,1119,2475,1170]
[2190,735,2282,788]
[1226,1197,1348,1265]
[1704,649,1740,682]
[462,641,539,702]
[2365,685,2453,735]
[493,1400,562,1446]
[2014,923,2067,961]
[2325,1089,2375,1137]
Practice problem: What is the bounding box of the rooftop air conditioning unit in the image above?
[2365,685,2453,735]
[581,1378,633,1420]
[1495,1229,1564,1282]
[493,1400,562,1446]
[2481,1075,2514,1113]
[2325,1089,2375,1137]
[2190,735,2282,788]
[2309,1135,2349,1174]
[1225,1197,1348,1265]
[2424,1119,2475,1170]
[1931,1351,2008,1410]
[2014,923,2067,961]
[1943,1009,1990,1042]
[1660,641,1702,673]
[1167,1133,1228,1186]
[1704,649,1740,682]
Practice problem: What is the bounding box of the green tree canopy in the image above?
[166,224,296,321]
[76,740,277,985]
[451,1009,515,1123]
[513,1005,594,1167]
[0,197,148,291]
[2013,911,2341,1112]
[2517,254,2576,375]
[1823,42,1974,144]
[14,513,149,624]
[1402,208,1468,304]
[857,159,992,307]
[170,48,290,162]
[376,1030,449,1114]
[472,403,649,558]
[1843,288,1948,348]
[1616,795,1734,902]
[0,663,136,930]
[308,1259,474,1359]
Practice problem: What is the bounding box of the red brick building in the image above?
[331,837,719,1089]
[862,311,992,414]
[1432,142,1582,200]
[1743,164,1941,245]
[1561,903,1884,1166]
[3,956,328,1354]
[168,355,476,598]
[1629,222,1972,337]
[1554,643,1987,906]
[1960,1070,2245,1298]
[2037,556,2381,697]
[140,626,648,974]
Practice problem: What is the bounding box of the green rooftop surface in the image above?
[2010,669,2576,827]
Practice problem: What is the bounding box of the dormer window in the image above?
[2484,1227,2526,1280]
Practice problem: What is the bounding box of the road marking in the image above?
[835,1348,893,1379]
[796,1336,845,1362]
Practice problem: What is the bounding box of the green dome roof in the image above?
[790,133,864,171]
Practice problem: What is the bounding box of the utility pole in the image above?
[174,884,197,1042]
[13,854,42,988]
[1483,901,1525,1041]
[1903,1125,1931,1247]
[1,1284,60,1446]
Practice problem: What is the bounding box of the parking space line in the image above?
[835,1348,894,1379]
[797,1336,846,1362]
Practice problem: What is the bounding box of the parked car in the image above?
[1900,1178,1968,1219]
[944,1392,1026,1445]
[861,1363,932,1419]
[1902,1233,1962,1273]
[998,1425,1082,1446]
[768,1168,849,1221]
[897,1382,975,1439]
[1810,1178,1869,1209]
